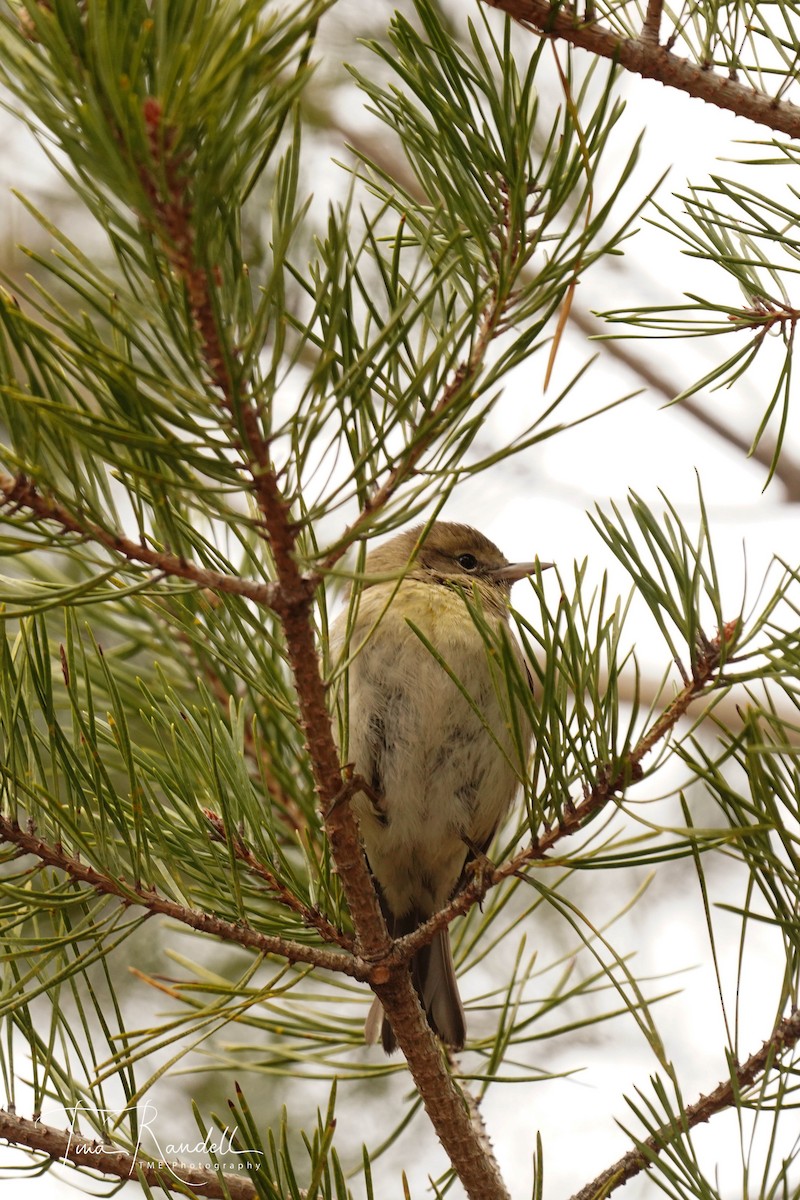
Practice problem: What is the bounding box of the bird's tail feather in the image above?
[364,921,466,1054]
[415,926,466,1050]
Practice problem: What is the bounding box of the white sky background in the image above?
[0,3,798,1198]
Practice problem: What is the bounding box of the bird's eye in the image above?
[456,553,478,571]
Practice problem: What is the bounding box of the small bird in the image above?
[331,522,545,1052]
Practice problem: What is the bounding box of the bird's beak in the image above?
[491,560,554,584]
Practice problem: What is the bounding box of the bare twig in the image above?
[570,1009,800,1200]
[0,1107,258,1200]
[482,0,800,138]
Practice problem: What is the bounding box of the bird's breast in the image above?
[338,580,528,856]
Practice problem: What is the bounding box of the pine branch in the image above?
[138,132,515,1192]
[137,94,390,958]
[569,1009,800,1200]
[3,25,524,1191]
[229,436,513,1199]
[0,472,278,606]
[315,211,526,575]
[327,112,800,503]
[170,623,310,835]
[366,967,513,1200]
[3,6,797,1195]
[139,97,234,401]
[0,815,358,977]
[204,810,353,950]
[0,1107,258,1200]
[483,0,800,137]
[139,98,287,540]
[567,308,800,503]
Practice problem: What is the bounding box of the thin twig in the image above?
[0,816,359,978]
[569,307,800,502]
[204,810,353,950]
[641,0,663,44]
[314,351,481,575]
[315,184,527,578]
[482,0,800,138]
[327,115,800,502]
[570,1009,800,1200]
[0,472,279,606]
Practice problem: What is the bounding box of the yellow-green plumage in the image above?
[331,523,540,1052]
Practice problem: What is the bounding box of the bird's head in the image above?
[364,522,550,613]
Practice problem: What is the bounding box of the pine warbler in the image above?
[332,522,547,1052]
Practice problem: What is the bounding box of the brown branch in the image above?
[141,97,231,401]
[0,815,359,979]
[0,472,278,606]
[204,810,353,950]
[137,92,527,1200]
[136,102,388,952]
[482,0,800,138]
[570,1009,800,1200]
[0,1107,257,1199]
[248,474,390,956]
[140,97,281,533]
[367,971,512,1200]
[239,455,514,1200]
[242,463,516,1196]
[641,0,663,44]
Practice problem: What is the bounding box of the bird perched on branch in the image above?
[331,522,548,1052]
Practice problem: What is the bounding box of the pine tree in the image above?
[0,2,799,1198]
